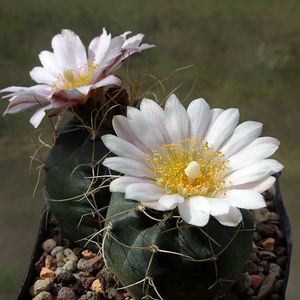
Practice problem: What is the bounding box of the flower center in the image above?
[145,137,229,198]
[52,61,98,90]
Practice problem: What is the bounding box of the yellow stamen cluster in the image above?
[144,137,228,198]
[52,60,99,90]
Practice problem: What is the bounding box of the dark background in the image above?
[0,1,299,299]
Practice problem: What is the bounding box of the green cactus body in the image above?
[104,192,254,300]
[44,117,114,251]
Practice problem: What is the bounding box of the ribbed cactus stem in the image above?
[44,117,115,251]
[104,192,254,300]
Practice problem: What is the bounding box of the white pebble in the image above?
[41,239,57,254]
[29,279,52,297]
[77,258,87,271]
[55,260,77,276]
[50,246,64,256]
[32,291,54,300]
[64,248,78,262]
[56,251,65,267]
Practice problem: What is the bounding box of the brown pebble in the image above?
[274,246,285,256]
[57,287,77,300]
[275,256,287,269]
[45,255,53,269]
[40,267,57,282]
[79,271,96,289]
[256,223,277,237]
[82,249,97,259]
[91,279,103,293]
[85,255,104,273]
[254,208,272,223]
[35,253,47,273]
[262,237,275,252]
[250,274,263,290]
[259,260,269,269]
[258,250,276,261]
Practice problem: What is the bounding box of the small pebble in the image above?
[91,279,103,293]
[35,253,47,273]
[234,272,252,295]
[243,260,258,275]
[55,251,65,268]
[257,274,276,300]
[270,294,280,300]
[257,251,276,261]
[32,291,54,300]
[250,274,263,290]
[269,263,283,278]
[269,212,280,223]
[55,260,77,276]
[40,267,57,282]
[64,248,78,262]
[45,255,53,269]
[262,237,275,252]
[274,279,284,294]
[78,291,101,300]
[50,246,65,256]
[82,249,97,259]
[254,208,272,223]
[29,279,53,297]
[41,239,57,254]
[85,255,104,273]
[256,223,277,237]
[57,287,77,300]
[79,271,96,289]
[77,258,87,271]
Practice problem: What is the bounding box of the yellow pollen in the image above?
[52,60,99,90]
[144,137,229,198]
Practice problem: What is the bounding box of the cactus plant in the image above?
[104,192,254,300]
[43,116,115,250]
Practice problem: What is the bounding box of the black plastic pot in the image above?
[15,173,292,300]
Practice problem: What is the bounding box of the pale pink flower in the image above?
[1,29,154,127]
[102,94,283,227]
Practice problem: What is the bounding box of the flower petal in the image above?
[213,206,242,226]
[30,66,57,85]
[228,137,280,170]
[103,157,155,178]
[112,115,151,154]
[225,159,283,186]
[110,176,155,192]
[164,94,189,143]
[178,197,211,226]
[209,198,231,216]
[38,50,63,78]
[126,105,166,151]
[101,134,147,165]
[222,189,266,210]
[125,183,165,202]
[159,194,184,210]
[30,104,53,128]
[187,98,212,139]
[204,108,240,150]
[219,121,263,157]
[140,98,172,144]
[52,29,87,71]
[232,176,276,193]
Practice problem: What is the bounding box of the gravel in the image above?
[26,190,289,300]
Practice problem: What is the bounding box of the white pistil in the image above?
[63,69,75,83]
[185,161,201,184]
